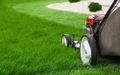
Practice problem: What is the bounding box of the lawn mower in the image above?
[61,0,120,65]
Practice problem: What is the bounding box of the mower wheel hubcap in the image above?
[80,37,91,65]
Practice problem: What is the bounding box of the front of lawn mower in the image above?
[62,14,104,65]
[62,0,120,66]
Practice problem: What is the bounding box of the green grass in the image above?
[0,0,120,75]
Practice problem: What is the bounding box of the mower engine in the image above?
[84,14,104,34]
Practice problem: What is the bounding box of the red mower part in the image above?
[86,15,94,26]
[86,14,105,26]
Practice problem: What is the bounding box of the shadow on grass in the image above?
[98,56,120,65]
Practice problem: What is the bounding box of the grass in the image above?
[0,0,120,75]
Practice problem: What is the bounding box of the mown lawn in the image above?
[0,0,120,75]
